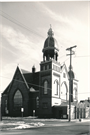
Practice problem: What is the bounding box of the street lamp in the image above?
[21,107,24,117]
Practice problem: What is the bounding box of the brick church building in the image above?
[1,27,78,119]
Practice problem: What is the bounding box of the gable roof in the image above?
[20,68,29,89]
[2,66,40,96]
[2,66,30,95]
[60,63,69,79]
[2,82,11,95]
[23,71,40,90]
[2,66,40,95]
[21,69,30,74]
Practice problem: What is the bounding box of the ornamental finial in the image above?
[47,24,54,37]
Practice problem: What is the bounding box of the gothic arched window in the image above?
[54,80,58,95]
[14,90,23,108]
[44,80,48,94]
[73,88,77,100]
[61,82,68,101]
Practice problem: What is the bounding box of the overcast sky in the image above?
[0,1,90,101]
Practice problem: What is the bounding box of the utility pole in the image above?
[66,45,77,122]
[0,100,2,121]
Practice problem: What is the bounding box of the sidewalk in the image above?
[0,117,90,131]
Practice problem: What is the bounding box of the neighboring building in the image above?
[1,27,78,118]
[76,97,90,119]
[80,97,90,108]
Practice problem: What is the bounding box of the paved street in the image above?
[0,118,90,135]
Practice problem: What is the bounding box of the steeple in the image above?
[42,26,59,62]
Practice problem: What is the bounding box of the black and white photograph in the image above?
[0,0,90,135]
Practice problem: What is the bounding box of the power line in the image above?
[0,12,44,39]
[0,11,44,38]
[0,11,46,66]
[74,55,90,58]
[78,92,90,95]
[59,55,66,59]
[0,75,90,96]
[0,75,51,91]
[0,11,75,59]
[0,11,69,62]
[1,11,90,60]
[0,10,72,56]
[60,57,69,65]
[2,46,18,57]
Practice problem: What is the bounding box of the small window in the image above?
[44,80,48,94]
[36,97,39,108]
[45,65,47,70]
[57,67,60,72]
[47,65,49,70]
[41,66,43,71]
[5,100,7,110]
[43,66,45,70]
[49,64,51,69]
[53,65,55,70]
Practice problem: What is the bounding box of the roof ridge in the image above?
[21,69,31,74]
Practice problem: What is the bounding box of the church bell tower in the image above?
[38,26,61,118]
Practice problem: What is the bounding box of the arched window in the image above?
[36,97,39,108]
[61,82,68,101]
[75,89,77,100]
[73,88,77,100]
[44,80,48,94]
[54,80,58,95]
[14,90,23,108]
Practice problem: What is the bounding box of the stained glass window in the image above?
[14,90,22,108]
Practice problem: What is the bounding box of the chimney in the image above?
[32,65,36,73]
